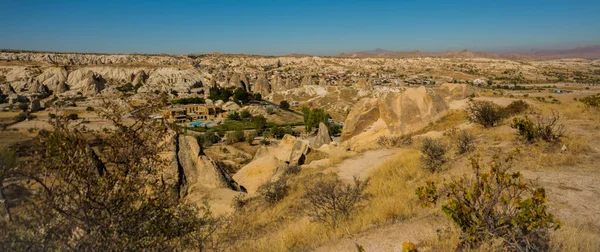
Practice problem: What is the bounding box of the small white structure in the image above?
[473,78,486,85]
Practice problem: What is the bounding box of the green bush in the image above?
[279,100,290,110]
[13,112,29,122]
[17,103,29,112]
[266,107,275,115]
[416,155,560,251]
[240,110,252,119]
[246,131,257,145]
[466,100,506,128]
[86,106,94,111]
[226,128,245,144]
[420,138,447,172]
[227,111,240,121]
[67,113,79,120]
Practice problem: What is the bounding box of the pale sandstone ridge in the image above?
[341,85,474,150]
[233,134,310,193]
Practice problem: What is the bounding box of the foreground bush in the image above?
[416,155,560,251]
[420,138,447,172]
[466,100,506,127]
[303,177,369,227]
[511,111,564,143]
[1,98,217,250]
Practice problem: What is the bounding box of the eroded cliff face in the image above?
[341,84,475,150]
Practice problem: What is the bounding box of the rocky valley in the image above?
[1,50,600,251]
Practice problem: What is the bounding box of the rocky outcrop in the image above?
[55,81,69,94]
[355,78,373,90]
[239,73,250,91]
[0,83,16,95]
[177,135,242,191]
[83,71,106,96]
[131,70,148,86]
[253,74,271,96]
[312,122,332,149]
[341,86,449,149]
[318,78,327,86]
[233,134,310,193]
[225,73,247,90]
[439,83,476,100]
[301,74,315,86]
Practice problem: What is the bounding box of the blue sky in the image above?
[1,0,599,55]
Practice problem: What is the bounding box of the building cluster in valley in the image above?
[160,100,240,124]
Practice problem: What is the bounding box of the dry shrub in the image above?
[466,100,506,128]
[450,129,476,154]
[303,177,370,227]
[258,178,289,206]
[376,134,413,147]
[416,155,560,251]
[512,110,564,143]
[504,100,530,116]
[420,138,447,172]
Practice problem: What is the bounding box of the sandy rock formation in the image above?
[341,86,449,150]
[318,78,327,86]
[253,74,271,96]
[233,134,310,193]
[439,83,476,100]
[0,83,16,94]
[355,78,373,90]
[83,71,106,96]
[301,74,315,86]
[177,135,241,191]
[239,73,250,91]
[225,73,247,90]
[55,82,69,94]
[131,70,148,86]
[312,122,332,149]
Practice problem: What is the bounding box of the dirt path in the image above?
[330,148,405,184]
[521,170,600,227]
[315,216,446,252]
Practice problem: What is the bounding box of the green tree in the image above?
[303,107,330,132]
[17,103,29,112]
[279,100,290,110]
[253,115,267,133]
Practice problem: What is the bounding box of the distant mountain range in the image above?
[337,45,600,60]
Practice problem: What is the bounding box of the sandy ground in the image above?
[315,216,447,252]
[329,148,407,184]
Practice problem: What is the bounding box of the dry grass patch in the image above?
[550,223,600,252]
